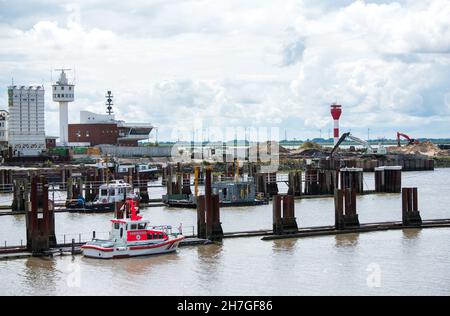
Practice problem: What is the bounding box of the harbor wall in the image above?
[99,145,173,157]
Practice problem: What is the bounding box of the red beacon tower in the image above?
[330,104,342,146]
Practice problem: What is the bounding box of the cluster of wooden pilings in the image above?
[271,185,423,237]
[334,189,360,229]
[0,169,13,193]
[318,157,434,172]
[272,195,298,234]
[196,168,223,241]
[340,168,364,194]
[255,173,279,197]
[163,163,194,196]
[26,176,56,253]
[375,166,402,193]
[303,168,337,195]
[402,188,422,226]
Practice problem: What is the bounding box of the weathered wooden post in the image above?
[402,188,422,226]
[375,166,402,193]
[272,195,298,235]
[182,173,192,195]
[340,168,364,194]
[26,176,56,254]
[288,171,302,196]
[272,195,282,234]
[12,179,28,212]
[204,168,223,241]
[335,188,360,230]
[196,195,207,239]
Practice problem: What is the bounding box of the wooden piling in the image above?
[402,187,422,226]
[335,188,360,230]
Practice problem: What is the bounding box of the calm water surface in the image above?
[0,169,449,295]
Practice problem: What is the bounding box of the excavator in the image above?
[397,132,420,147]
[330,132,387,157]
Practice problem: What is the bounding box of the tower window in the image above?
[61,86,64,90]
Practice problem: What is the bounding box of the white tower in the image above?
[52,69,75,146]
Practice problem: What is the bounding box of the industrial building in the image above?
[7,85,46,156]
[68,110,154,146]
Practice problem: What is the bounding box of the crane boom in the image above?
[330,132,386,157]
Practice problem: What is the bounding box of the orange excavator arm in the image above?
[397,132,419,146]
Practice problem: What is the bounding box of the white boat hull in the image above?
[82,237,184,259]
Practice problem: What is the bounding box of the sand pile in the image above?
[249,141,290,157]
[388,141,442,157]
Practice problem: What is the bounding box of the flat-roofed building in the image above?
[7,85,46,156]
[68,111,153,146]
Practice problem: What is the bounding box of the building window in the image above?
[86,131,90,137]
[54,87,56,90]
[69,87,72,90]
[61,86,64,90]
[57,94,60,98]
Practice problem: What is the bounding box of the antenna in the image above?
[106,91,114,115]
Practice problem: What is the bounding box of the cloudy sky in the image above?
[0,0,449,141]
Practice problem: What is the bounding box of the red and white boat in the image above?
[81,199,184,259]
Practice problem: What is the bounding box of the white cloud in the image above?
[0,0,449,140]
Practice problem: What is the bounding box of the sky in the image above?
[0,0,449,142]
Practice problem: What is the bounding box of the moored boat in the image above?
[66,180,139,213]
[81,199,184,259]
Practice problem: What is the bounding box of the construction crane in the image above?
[397,132,420,147]
[330,132,387,157]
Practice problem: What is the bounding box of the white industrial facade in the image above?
[7,86,46,156]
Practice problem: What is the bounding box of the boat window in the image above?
[109,188,115,196]
[147,234,153,240]
[114,223,120,230]
[120,228,123,238]
[101,189,107,196]
[130,224,137,230]
[138,223,146,229]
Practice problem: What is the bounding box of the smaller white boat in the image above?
[95,180,138,204]
[81,199,184,259]
[67,180,139,213]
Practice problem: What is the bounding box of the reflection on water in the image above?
[272,238,298,252]
[402,228,421,240]
[24,257,58,295]
[0,229,450,295]
[1,169,450,295]
[335,233,360,248]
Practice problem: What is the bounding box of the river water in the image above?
[0,169,449,295]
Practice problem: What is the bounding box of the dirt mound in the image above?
[388,141,442,157]
[249,141,290,156]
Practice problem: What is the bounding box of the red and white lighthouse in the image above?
[330,104,342,146]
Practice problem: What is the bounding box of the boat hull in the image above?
[82,237,184,259]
